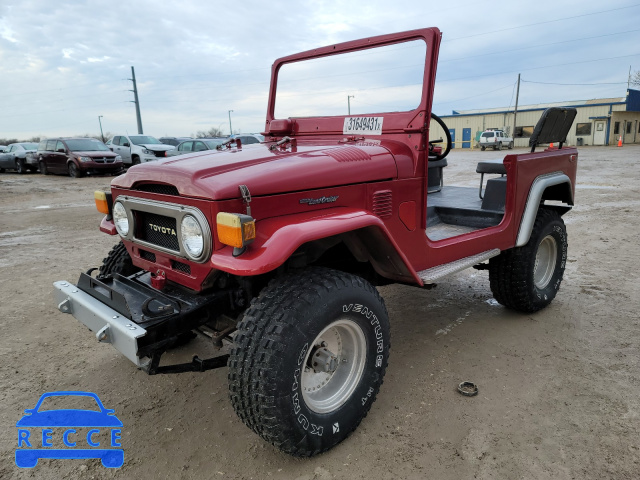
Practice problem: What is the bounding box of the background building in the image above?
[432,89,640,148]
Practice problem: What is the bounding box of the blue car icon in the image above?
[16,391,123,468]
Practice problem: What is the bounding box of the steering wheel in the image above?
[428,113,452,161]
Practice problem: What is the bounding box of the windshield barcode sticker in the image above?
[343,117,383,135]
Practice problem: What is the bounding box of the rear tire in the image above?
[481,146,486,151]
[98,241,141,279]
[228,268,390,457]
[489,208,567,313]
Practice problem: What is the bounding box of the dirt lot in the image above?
[1,146,639,479]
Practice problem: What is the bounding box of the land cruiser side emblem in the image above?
[148,224,177,236]
[299,196,339,205]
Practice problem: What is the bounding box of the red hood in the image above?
[111,142,398,200]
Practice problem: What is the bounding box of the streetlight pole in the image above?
[98,115,105,142]
[228,110,234,136]
[347,95,355,115]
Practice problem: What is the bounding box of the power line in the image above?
[438,53,640,83]
[447,4,640,41]
[522,80,629,86]
[440,28,640,64]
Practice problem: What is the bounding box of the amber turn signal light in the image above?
[94,190,111,215]
[217,212,256,249]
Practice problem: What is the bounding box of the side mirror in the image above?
[122,142,130,147]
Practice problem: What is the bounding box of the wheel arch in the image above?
[516,172,572,247]
[209,209,421,285]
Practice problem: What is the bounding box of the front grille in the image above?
[172,260,191,275]
[137,212,180,251]
[139,249,156,262]
[135,183,179,196]
[93,157,115,163]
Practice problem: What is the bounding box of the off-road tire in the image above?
[15,159,25,174]
[228,268,390,457]
[489,208,567,313]
[39,160,48,175]
[68,162,82,178]
[97,241,141,279]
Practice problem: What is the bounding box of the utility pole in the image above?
[513,74,520,140]
[347,95,355,115]
[98,115,105,142]
[628,65,632,91]
[228,110,234,135]
[129,66,143,134]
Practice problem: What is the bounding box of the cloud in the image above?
[0,0,638,139]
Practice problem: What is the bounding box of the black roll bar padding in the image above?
[529,107,578,153]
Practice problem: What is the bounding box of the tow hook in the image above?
[150,270,166,290]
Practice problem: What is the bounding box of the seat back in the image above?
[529,107,577,152]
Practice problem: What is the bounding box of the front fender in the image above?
[209,207,421,284]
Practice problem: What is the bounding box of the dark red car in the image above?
[37,138,123,177]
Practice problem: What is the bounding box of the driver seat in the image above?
[427,158,448,193]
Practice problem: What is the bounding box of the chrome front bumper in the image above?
[53,281,148,368]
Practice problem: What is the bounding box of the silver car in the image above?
[166,138,228,157]
[0,143,39,174]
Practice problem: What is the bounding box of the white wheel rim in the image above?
[534,235,558,289]
[301,318,367,414]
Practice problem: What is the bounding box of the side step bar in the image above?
[417,248,500,284]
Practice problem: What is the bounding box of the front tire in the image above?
[15,158,25,174]
[39,160,48,175]
[98,241,141,279]
[228,268,390,457]
[68,162,83,178]
[489,208,567,313]
[508,141,514,149]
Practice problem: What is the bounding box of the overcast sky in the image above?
[1,0,639,140]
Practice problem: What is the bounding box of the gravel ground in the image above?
[0,145,639,479]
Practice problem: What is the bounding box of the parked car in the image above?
[0,143,39,173]
[159,136,193,147]
[230,134,264,145]
[166,138,228,157]
[106,135,174,165]
[0,145,7,152]
[37,138,123,178]
[479,129,513,150]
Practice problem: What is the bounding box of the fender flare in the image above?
[516,172,572,247]
[210,207,421,284]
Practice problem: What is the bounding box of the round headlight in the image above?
[113,201,129,236]
[181,215,203,258]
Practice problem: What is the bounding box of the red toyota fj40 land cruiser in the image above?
[54,27,577,456]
